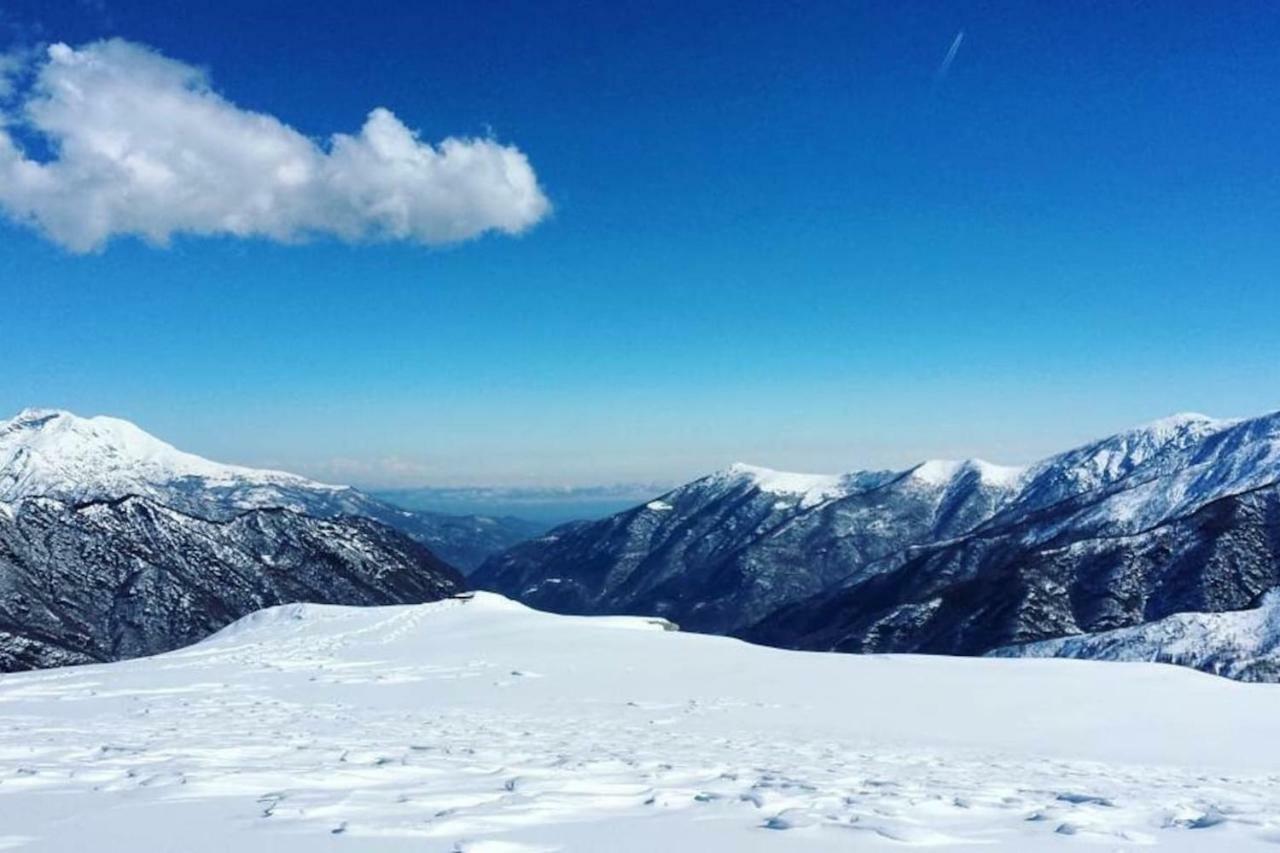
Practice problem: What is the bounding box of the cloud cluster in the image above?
[0,40,550,252]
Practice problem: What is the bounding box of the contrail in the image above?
[935,30,964,82]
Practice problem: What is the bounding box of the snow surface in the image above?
[2,593,1280,851]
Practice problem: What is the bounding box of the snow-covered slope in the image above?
[976,410,1271,541]
[991,591,1280,681]
[0,408,542,570]
[1009,412,1233,514]
[2,593,1279,851]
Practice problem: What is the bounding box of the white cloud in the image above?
[0,40,550,252]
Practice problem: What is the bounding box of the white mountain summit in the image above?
[0,407,348,507]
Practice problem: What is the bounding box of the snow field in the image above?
[1,594,1279,851]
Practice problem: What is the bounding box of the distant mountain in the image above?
[476,410,1280,679]
[0,494,464,672]
[373,509,546,574]
[0,409,540,570]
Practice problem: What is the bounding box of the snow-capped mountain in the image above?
[0,407,350,508]
[4,592,1280,851]
[472,454,1031,633]
[748,473,1280,658]
[0,494,464,672]
[478,408,1280,678]
[0,408,542,570]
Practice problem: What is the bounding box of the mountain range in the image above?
[475,409,1280,680]
[5,405,1280,681]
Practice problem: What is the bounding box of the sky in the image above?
[1,1,1278,488]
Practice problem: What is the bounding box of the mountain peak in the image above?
[907,459,964,485]
[3,408,76,434]
[12,407,71,421]
[907,458,1026,488]
[1135,411,1230,435]
[0,407,340,504]
[718,462,848,507]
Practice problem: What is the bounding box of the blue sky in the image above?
[1,1,1278,487]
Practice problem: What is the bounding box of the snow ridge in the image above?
[719,462,849,507]
[908,457,1027,487]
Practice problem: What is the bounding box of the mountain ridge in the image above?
[477,407,1280,679]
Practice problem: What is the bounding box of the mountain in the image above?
[4,592,1280,851]
[745,411,1280,662]
[0,494,464,672]
[477,409,1280,679]
[473,459,1027,633]
[749,473,1280,655]
[0,408,541,570]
